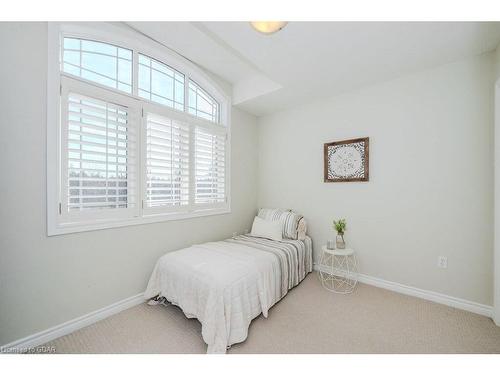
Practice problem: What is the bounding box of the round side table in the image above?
[318,245,358,294]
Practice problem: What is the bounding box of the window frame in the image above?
[137,53,186,112]
[62,37,134,94]
[47,22,231,236]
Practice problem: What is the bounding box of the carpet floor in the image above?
[44,273,500,354]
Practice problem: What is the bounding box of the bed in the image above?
[144,210,312,354]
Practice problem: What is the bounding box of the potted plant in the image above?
[333,219,347,249]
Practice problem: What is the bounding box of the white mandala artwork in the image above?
[324,138,369,182]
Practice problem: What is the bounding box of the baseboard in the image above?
[1,293,145,353]
[313,264,493,318]
[2,268,494,352]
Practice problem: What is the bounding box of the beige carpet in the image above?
[44,273,500,354]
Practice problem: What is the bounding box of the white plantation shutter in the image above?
[49,30,230,235]
[194,127,226,205]
[60,77,139,221]
[144,112,190,211]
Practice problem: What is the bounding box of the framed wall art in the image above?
[324,137,369,182]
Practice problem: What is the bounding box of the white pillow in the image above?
[250,216,283,241]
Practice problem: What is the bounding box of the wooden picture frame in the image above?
[324,137,369,182]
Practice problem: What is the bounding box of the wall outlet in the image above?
[437,256,448,269]
[232,232,238,238]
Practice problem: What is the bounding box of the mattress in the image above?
[144,234,312,353]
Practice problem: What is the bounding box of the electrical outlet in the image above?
[437,256,448,269]
[232,232,238,238]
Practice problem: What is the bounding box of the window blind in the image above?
[50,30,230,235]
[145,113,190,209]
[194,127,226,205]
[65,92,137,212]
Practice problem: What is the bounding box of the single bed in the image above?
[144,225,312,353]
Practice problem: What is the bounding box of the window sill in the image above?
[47,207,231,236]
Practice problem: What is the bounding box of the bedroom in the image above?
[1,0,500,373]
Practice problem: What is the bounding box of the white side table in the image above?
[318,246,358,294]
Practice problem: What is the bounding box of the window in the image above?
[66,93,133,211]
[60,77,140,223]
[144,111,190,212]
[194,128,226,205]
[48,25,230,235]
[188,80,220,123]
[138,54,185,111]
[62,38,133,93]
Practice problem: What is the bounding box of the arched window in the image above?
[62,38,133,93]
[47,23,230,235]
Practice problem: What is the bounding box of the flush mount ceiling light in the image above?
[250,21,288,35]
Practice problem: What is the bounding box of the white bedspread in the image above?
[144,236,312,353]
[144,241,281,353]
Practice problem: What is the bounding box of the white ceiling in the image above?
[127,22,500,117]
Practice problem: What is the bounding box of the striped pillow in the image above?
[297,217,307,241]
[257,208,303,240]
[258,208,290,221]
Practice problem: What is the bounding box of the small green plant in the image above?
[333,219,347,236]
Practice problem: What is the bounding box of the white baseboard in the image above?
[2,267,494,352]
[1,293,145,353]
[313,264,493,318]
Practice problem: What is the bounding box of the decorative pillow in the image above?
[257,208,290,221]
[250,216,283,241]
[297,217,307,241]
[281,211,303,239]
[257,208,304,240]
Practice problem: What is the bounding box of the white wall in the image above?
[494,45,500,324]
[495,46,500,81]
[0,22,259,346]
[258,53,494,305]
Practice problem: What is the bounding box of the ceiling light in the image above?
[250,21,288,35]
